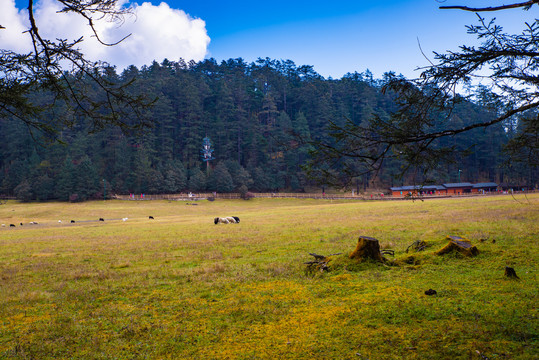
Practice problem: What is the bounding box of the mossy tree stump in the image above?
[504,266,519,279]
[349,236,384,262]
[435,235,479,257]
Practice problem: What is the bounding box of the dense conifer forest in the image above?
[0,58,534,201]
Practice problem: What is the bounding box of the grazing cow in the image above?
[149,216,154,219]
[214,217,240,224]
[99,218,104,222]
[71,220,75,223]
[20,223,23,226]
[58,220,62,223]
[122,218,128,222]
[30,221,37,225]
[10,224,15,227]
[1,224,5,227]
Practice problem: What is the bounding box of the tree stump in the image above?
[504,266,519,279]
[349,236,384,262]
[435,235,479,257]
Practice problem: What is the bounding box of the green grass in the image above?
[0,195,537,359]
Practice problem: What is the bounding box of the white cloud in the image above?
[0,0,33,52]
[0,0,210,70]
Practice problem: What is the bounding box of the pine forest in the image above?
[0,58,534,201]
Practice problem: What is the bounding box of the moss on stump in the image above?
[435,235,479,257]
[349,236,384,262]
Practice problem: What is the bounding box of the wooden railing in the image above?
[113,193,241,200]
[112,190,538,201]
[113,192,385,201]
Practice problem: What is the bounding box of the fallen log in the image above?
[305,252,342,273]
[406,240,427,253]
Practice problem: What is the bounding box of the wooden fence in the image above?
[113,193,241,201]
[112,190,538,202]
[113,192,402,201]
[5,193,348,201]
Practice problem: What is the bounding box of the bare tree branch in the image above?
[304,7,539,186]
[440,1,539,12]
[0,0,153,142]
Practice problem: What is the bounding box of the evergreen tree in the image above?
[207,162,235,192]
[33,174,55,201]
[2,160,29,196]
[74,156,100,200]
[163,160,187,193]
[188,167,207,192]
[14,180,33,202]
[111,137,135,194]
[250,167,271,191]
[133,148,154,194]
[56,156,76,201]
[224,160,253,190]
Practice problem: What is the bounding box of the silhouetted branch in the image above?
[440,1,538,12]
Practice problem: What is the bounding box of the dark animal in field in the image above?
[232,216,240,223]
[71,220,75,223]
[20,223,23,226]
[149,216,154,219]
[10,224,15,227]
[99,218,104,222]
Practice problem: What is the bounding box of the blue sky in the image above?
[141,0,531,78]
[6,0,533,79]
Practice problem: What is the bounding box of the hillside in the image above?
[0,58,522,201]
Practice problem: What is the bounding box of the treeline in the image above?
[0,57,531,201]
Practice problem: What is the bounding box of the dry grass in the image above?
[0,195,537,359]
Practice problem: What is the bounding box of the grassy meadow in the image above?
[0,195,537,359]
